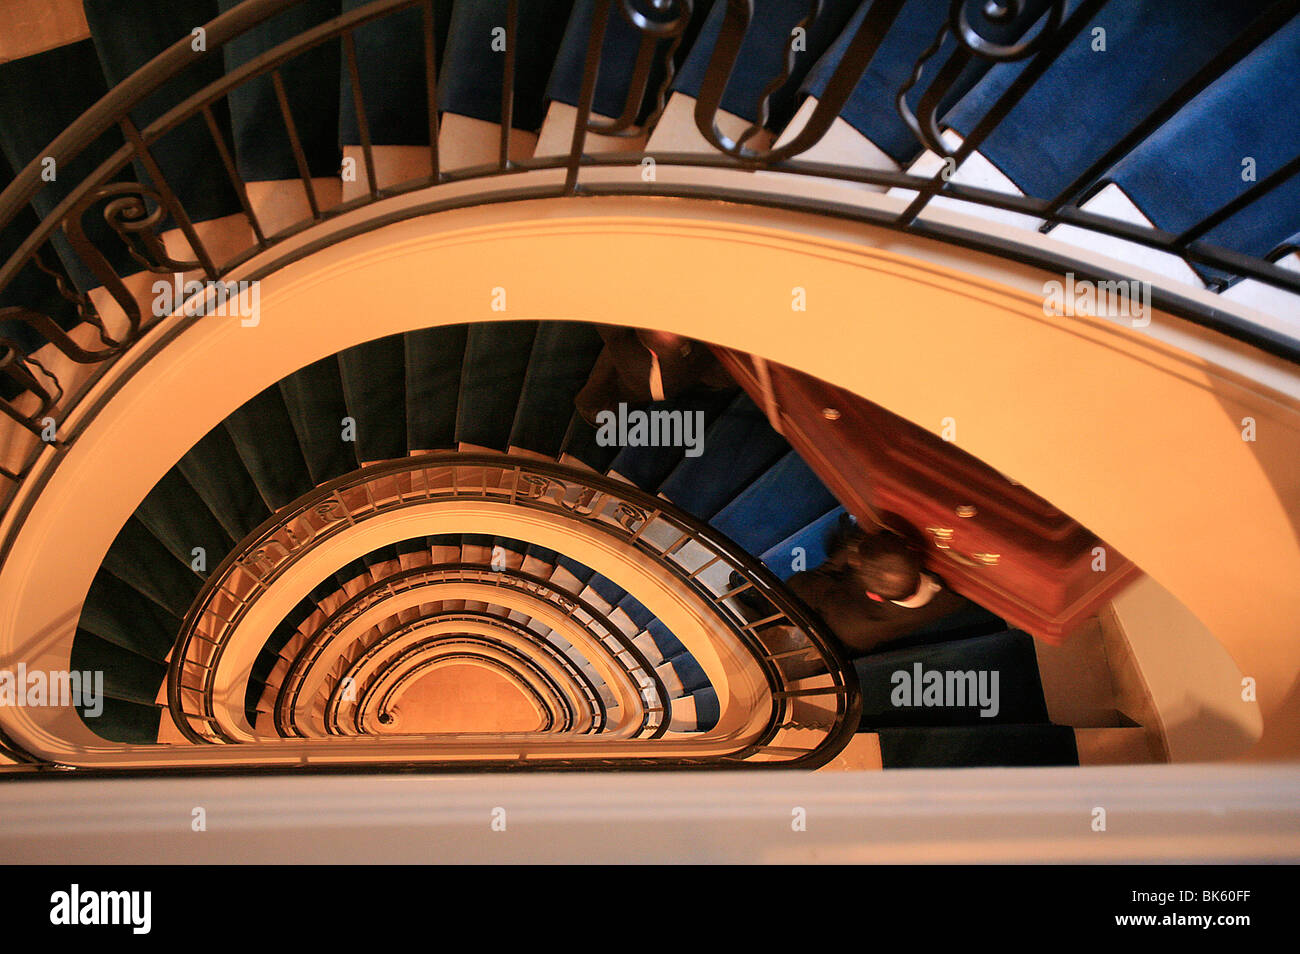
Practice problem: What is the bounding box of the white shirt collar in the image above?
[890,573,941,609]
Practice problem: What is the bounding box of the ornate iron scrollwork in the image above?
[896,0,1068,158]
[559,485,603,517]
[693,0,825,160]
[693,0,918,164]
[63,182,204,339]
[0,306,122,365]
[234,548,272,580]
[314,501,343,523]
[615,502,647,533]
[517,473,555,500]
[0,336,62,436]
[30,251,118,349]
[949,0,1067,61]
[587,0,695,136]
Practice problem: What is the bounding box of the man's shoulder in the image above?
[787,565,842,598]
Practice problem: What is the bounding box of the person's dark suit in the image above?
[575,328,732,425]
[784,562,972,657]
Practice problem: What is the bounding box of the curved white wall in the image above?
[1,192,1297,761]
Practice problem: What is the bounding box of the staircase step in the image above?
[797,0,1032,170]
[606,389,734,492]
[405,324,468,452]
[176,425,273,541]
[455,321,537,450]
[218,0,342,184]
[99,516,204,619]
[644,617,685,663]
[71,630,169,707]
[0,39,137,290]
[438,0,573,135]
[692,686,719,731]
[615,594,655,632]
[360,544,402,570]
[558,410,620,472]
[339,334,407,462]
[278,353,359,484]
[658,391,788,519]
[78,570,179,661]
[222,384,315,510]
[854,629,1050,729]
[545,0,709,131]
[508,322,604,456]
[84,0,243,226]
[670,0,859,133]
[0,153,83,358]
[759,506,843,580]
[339,0,449,148]
[944,0,1272,204]
[876,724,1079,768]
[709,449,838,555]
[81,696,163,745]
[1106,16,1300,286]
[583,572,626,611]
[667,653,709,693]
[133,468,235,571]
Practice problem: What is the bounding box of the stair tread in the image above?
[218,0,342,182]
[279,354,360,484]
[455,322,537,450]
[508,322,605,456]
[405,325,468,452]
[339,0,450,147]
[710,449,838,555]
[876,723,1080,769]
[855,629,1050,729]
[222,384,315,510]
[0,39,136,290]
[438,0,573,133]
[84,0,243,224]
[339,335,407,462]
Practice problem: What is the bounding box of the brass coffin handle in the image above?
[925,526,1001,568]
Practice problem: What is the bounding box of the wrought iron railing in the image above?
[335,632,577,736]
[366,648,558,731]
[1,0,1298,533]
[268,563,669,742]
[321,614,608,736]
[166,453,860,769]
[0,0,1295,768]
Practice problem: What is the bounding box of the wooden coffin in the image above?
[715,348,1141,642]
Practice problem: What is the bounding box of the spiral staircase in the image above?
[0,0,1297,790]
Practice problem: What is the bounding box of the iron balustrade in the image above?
[166,453,860,769]
[368,649,561,733]
[321,613,608,737]
[340,634,575,736]
[0,0,1296,525]
[267,563,670,742]
[0,0,1293,767]
[366,649,558,734]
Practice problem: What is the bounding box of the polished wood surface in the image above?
[715,347,1141,641]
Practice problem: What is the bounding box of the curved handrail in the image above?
[343,637,573,736]
[167,452,861,769]
[0,0,1295,526]
[362,647,561,735]
[0,0,1294,768]
[317,612,608,736]
[0,0,315,234]
[268,563,669,742]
